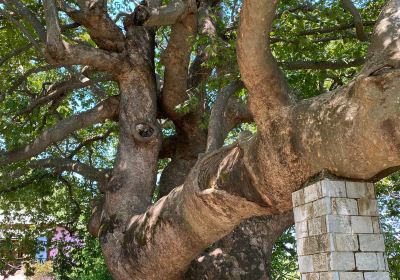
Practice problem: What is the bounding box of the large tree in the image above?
[0,0,399,279]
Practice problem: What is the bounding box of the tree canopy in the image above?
[0,0,399,279]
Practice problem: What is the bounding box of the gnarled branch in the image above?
[160,8,197,120]
[237,0,292,122]
[0,96,119,166]
[137,0,196,27]
[43,0,126,72]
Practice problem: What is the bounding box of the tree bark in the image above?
[185,214,294,280]
[10,0,400,279]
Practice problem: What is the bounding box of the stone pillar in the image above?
[292,179,390,280]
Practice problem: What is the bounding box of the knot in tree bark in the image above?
[131,120,160,143]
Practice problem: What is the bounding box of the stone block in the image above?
[312,253,329,272]
[371,217,381,233]
[376,253,387,271]
[363,272,390,280]
[333,233,359,251]
[293,189,305,207]
[366,183,375,198]
[298,235,333,255]
[326,215,351,233]
[351,216,373,233]
[355,253,378,271]
[339,272,364,280]
[294,203,314,222]
[296,220,308,238]
[297,238,306,255]
[305,182,322,203]
[308,216,327,236]
[346,182,369,198]
[329,252,356,271]
[321,179,346,197]
[358,234,385,252]
[319,272,339,280]
[329,252,355,271]
[302,273,320,280]
[358,198,379,216]
[313,198,332,217]
[331,198,358,215]
[299,255,314,273]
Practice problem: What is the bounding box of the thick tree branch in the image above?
[136,0,196,26]
[237,0,292,122]
[120,144,272,279]
[116,68,400,280]
[0,96,119,166]
[186,213,294,279]
[109,4,400,278]
[362,0,400,75]
[160,10,197,120]
[66,7,125,52]
[43,0,126,72]
[340,0,369,41]
[159,135,178,159]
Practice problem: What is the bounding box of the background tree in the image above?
[0,0,399,279]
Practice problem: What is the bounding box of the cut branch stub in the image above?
[131,120,160,143]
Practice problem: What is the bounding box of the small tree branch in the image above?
[4,0,47,42]
[207,81,243,152]
[0,96,119,166]
[0,9,42,53]
[296,20,375,37]
[280,57,365,70]
[0,44,32,68]
[8,65,59,95]
[340,0,369,42]
[0,172,51,195]
[16,74,111,115]
[68,129,113,158]
[30,158,110,183]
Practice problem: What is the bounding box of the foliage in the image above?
[0,0,398,278]
[51,235,112,280]
[29,261,54,280]
[376,172,400,279]
[271,228,299,280]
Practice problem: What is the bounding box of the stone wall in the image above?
[292,179,390,280]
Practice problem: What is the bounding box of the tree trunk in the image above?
[36,0,400,279]
[185,214,294,280]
